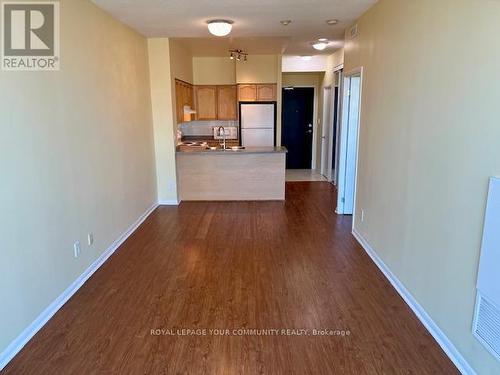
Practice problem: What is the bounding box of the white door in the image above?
[337,72,362,215]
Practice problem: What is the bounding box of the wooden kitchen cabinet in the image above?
[238,84,258,102]
[175,79,194,124]
[194,85,218,120]
[238,84,276,102]
[217,85,238,120]
[256,84,276,101]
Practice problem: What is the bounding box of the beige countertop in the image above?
[176,146,287,155]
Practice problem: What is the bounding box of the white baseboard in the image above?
[158,199,179,206]
[352,228,475,375]
[0,203,159,371]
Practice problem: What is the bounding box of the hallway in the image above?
[3,183,457,374]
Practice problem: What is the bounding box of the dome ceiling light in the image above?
[326,19,339,25]
[207,20,234,37]
[312,38,330,51]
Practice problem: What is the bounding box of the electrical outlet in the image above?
[74,241,81,258]
[361,209,365,222]
[88,233,94,246]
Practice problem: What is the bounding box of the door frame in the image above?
[332,66,344,186]
[321,86,332,179]
[336,67,363,223]
[281,85,317,169]
[320,65,344,182]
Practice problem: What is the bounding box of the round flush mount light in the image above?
[280,20,292,26]
[326,19,339,25]
[312,39,329,51]
[207,20,234,37]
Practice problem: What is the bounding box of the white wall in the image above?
[0,0,157,357]
[282,55,328,73]
[345,0,500,373]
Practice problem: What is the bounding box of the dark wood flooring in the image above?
[3,182,458,374]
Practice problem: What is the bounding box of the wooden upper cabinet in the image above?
[238,84,276,102]
[217,85,238,120]
[238,84,258,102]
[175,79,194,124]
[195,86,218,120]
[256,84,276,101]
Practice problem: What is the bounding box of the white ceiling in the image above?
[92,0,377,55]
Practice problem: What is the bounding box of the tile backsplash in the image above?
[179,120,238,136]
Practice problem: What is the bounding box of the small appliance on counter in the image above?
[213,126,238,140]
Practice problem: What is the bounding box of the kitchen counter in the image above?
[176,147,287,201]
[176,146,287,155]
[180,136,240,149]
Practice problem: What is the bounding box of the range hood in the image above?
[183,105,196,122]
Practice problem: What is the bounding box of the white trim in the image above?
[0,203,159,371]
[158,199,180,206]
[333,69,343,187]
[352,228,476,375]
[349,67,363,227]
[337,67,363,215]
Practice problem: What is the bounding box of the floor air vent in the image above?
[474,293,500,361]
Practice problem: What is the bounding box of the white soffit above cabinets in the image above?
[282,55,329,72]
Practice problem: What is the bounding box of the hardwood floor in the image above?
[3,182,458,374]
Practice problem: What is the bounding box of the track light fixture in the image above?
[229,49,248,62]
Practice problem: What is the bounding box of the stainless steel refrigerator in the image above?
[240,103,276,147]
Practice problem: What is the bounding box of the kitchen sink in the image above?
[207,146,246,151]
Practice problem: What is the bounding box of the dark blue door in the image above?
[281,87,314,169]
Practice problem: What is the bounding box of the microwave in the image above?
[213,126,238,140]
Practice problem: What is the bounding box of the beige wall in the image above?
[236,55,279,83]
[148,39,178,203]
[322,49,344,89]
[276,56,283,146]
[169,39,194,138]
[193,57,236,85]
[169,39,194,84]
[344,0,500,373]
[0,0,157,357]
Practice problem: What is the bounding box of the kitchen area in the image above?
[173,47,287,201]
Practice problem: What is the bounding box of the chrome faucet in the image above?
[217,126,226,150]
